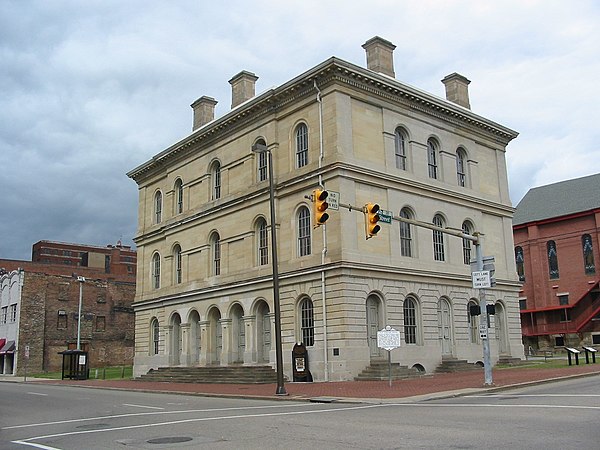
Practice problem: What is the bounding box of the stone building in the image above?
[0,242,136,376]
[513,174,600,351]
[128,37,524,381]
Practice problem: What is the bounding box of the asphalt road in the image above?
[1,376,598,449]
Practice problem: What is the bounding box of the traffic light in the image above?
[364,203,381,238]
[313,189,329,227]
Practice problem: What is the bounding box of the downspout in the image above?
[315,79,329,381]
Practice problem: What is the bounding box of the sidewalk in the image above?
[3,363,599,403]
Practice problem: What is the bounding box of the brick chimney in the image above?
[229,70,259,109]
[362,36,396,78]
[191,96,218,131]
[441,73,471,109]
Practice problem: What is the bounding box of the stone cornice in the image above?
[127,57,518,183]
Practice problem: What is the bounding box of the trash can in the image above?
[292,342,312,382]
[59,349,89,380]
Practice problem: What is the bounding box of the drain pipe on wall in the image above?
[315,79,329,382]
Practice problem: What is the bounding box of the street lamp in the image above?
[76,276,86,350]
[251,142,287,396]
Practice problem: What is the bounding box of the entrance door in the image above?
[437,299,453,356]
[366,295,381,358]
[257,302,271,363]
[495,303,509,354]
[171,314,182,365]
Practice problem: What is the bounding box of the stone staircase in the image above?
[355,360,423,381]
[435,357,482,373]
[137,365,282,384]
[497,356,525,366]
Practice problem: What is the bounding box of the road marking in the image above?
[26,392,48,397]
[122,403,165,410]
[11,441,62,450]
[467,394,600,398]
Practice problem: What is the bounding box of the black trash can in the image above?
[59,349,89,380]
[292,342,313,382]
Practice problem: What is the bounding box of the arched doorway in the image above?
[208,308,222,364]
[171,313,182,366]
[256,301,271,363]
[495,302,509,355]
[188,310,201,365]
[437,298,453,356]
[230,303,245,363]
[366,294,382,358]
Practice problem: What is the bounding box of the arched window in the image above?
[467,300,479,344]
[211,233,221,276]
[154,191,162,224]
[151,318,160,355]
[582,234,595,275]
[298,206,311,256]
[427,138,438,179]
[212,162,221,200]
[394,128,407,170]
[547,240,559,279]
[257,218,268,266]
[432,214,445,261]
[152,253,161,289]
[462,221,473,265]
[174,179,184,214]
[456,148,467,187]
[299,297,314,346]
[173,244,182,284]
[403,296,418,344]
[295,123,309,168]
[256,139,268,182]
[399,208,413,257]
[515,246,525,281]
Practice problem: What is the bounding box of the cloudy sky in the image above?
[2,0,599,261]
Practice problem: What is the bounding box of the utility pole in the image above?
[474,238,493,385]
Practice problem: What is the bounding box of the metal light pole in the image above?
[76,276,86,350]
[474,241,493,385]
[251,143,287,395]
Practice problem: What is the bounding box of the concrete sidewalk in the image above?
[3,363,599,403]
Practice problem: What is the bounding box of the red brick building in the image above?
[513,174,600,351]
[0,242,136,376]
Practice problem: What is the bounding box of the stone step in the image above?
[355,361,422,381]
[435,358,481,373]
[137,365,282,384]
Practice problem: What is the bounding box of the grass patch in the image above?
[29,366,133,380]
[495,358,573,370]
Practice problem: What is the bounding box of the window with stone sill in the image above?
[96,316,106,332]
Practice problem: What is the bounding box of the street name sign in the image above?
[379,209,392,224]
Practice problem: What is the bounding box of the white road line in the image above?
[2,403,314,430]
[11,441,62,450]
[26,392,48,397]
[467,394,600,398]
[122,403,165,410]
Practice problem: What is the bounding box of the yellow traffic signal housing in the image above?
[313,189,329,227]
[365,203,381,238]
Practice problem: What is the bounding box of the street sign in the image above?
[327,191,339,211]
[472,270,491,288]
[479,324,488,340]
[377,326,401,350]
[379,209,392,224]
[25,345,29,359]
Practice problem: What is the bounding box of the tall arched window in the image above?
[399,208,413,257]
[211,233,221,276]
[547,240,559,279]
[257,218,268,266]
[427,138,438,179]
[432,214,445,261]
[173,244,182,284]
[151,318,160,355]
[174,179,184,214]
[298,206,311,256]
[462,221,473,265]
[394,128,407,170]
[582,234,595,275]
[456,148,467,187]
[403,296,418,344]
[295,123,309,168]
[299,297,314,346]
[515,246,525,281]
[212,162,221,200]
[256,139,268,182]
[152,253,161,289]
[154,191,162,224]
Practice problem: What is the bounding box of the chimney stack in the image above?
[441,73,471,109]
[191,96,218,131]
[229,70,259,109]
[362,36,396,78]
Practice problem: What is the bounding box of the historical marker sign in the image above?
[377,326,401,351]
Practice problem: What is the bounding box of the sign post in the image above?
[24,345,29,382]
[377,325,401,387]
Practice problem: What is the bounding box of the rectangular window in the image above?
[555,336,565,346]
[558,294,569,306]
[96,316,106,332]
[592,334,600,345]
[258,151,268,182]
[1,306,7,324]
[400,221,412,257]
[300,300,314,346]
[9,304,17,322]
[519,299,527,310]
[298,210,311,257]
[57,310,67,329]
